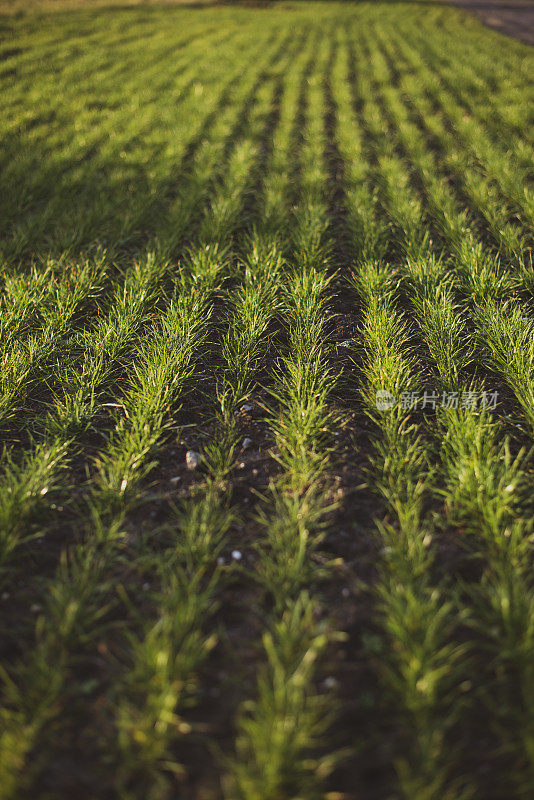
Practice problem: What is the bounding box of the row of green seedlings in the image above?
[112,241,284,799]
[417,30,531,209]
[0,46,291,793]
[350,23,525,264]
[363,46,534,786]
[343,27,534,444]
[0,21,285,444]
[0,13,225,133]
[352,259,474,800]
[366,45,534,437]
[344,18,521,278]
[227,33,345,799]
[0,15,222,154]
[109,29,320,795]
[327,24,386,265]
[0,253,167,580]
[365,32,534,298]
[0,249,222,799]
[408,26,531,150]
[368,15,533,217]
[0,20,274,260]
[397,18,534,167]
[335,16,534,495]
[228,241,340,800]
[154,26,299,259]
[0,259,90,346]
[0,28,294,584]
[375,25,533,253]
[399,254,534,797]
[432,4,534,89]
[0,32,307,795]
[0,20,292,422]
[331,36,473,797]
[386,72,534,788]
[334,21,530,796]
[3,21,288,267]
[0,256,105,429]
[352,80,534,792]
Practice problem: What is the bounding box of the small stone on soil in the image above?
[323,676,338,690]
[185,450,200,470]
[242,437,253,449]
[231,550,242,561]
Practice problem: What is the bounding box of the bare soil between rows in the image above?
[452,0,534,44]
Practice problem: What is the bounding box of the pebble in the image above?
[169,475,181,484]
[342,587,350,598]
[242,437,253,450]
[142,582,150,591]
[231,550,242,561]
[30,604,41,614]
[217,556,225,566]
[185,450,200,470]
[241,404,253,412]
[323,676,338,690]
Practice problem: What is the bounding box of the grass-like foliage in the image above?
[0,2,532,799]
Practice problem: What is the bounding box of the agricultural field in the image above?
[0,1,533,798]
